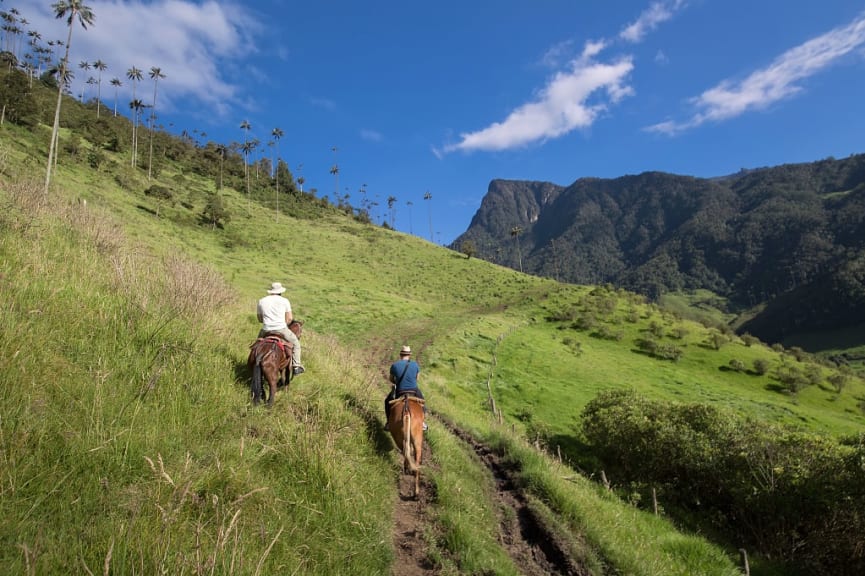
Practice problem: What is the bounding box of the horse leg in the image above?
[266,373,277,407]
[414,431,423,498]
[252,363,263,405]
[402,412,416,475]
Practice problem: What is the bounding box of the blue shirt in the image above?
[390,359,420,392]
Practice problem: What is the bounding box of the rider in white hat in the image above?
[257,282,304,375]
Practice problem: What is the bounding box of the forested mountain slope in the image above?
[453,154,865,346]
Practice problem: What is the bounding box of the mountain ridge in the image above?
[452,154,865,347]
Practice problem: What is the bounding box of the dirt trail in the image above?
[389,422,588,575]
[391,444,438,575]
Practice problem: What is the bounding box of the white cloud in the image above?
[13,0,260,118]
[308,96,336,111]
[360,129,383,142]
[648,12,865,135]
[440,1,689,155]
[540,39,576,69]
[443,46,633,154]
[620,0,688,43]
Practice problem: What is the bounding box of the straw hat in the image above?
[400,345,412,355]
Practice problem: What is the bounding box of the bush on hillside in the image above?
[753,358,770,375]
[580,389,865,575]
[741,333,760,347]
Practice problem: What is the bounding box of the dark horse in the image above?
[387,394,425,498]
[247,320,303,406]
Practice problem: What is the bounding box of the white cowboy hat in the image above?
[267,282,286,294]
[400,345,412,355]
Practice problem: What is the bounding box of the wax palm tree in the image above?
[249,138,261,181]
[85,76,96,104]
[129,98,145,166]
[297,164,305,194]
[0,12,14,55]
[109,77,121,116]
[126,65,142,166]
[15,16,27,61]
[239,120,252,202]
[45,61,74,172]
[92,58,106,117]
[406,200,413,234]
[387,195,397,228]
[147,66,165,181]
[77,59,90,100]
[214,143,227,190]
[510,226,524,273]
[329,164,339,200]
[271,127,283,219]
[45,0,95,195]
[26,30,41,80]
[330,145,339,197]
[423,191,433,242]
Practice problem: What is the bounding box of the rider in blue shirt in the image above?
[385,345,427,428]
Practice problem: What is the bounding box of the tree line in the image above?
[1,0,438,235]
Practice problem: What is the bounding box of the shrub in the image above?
[200,193,230,229]
[635,337,658,355]
[774,363,810,395]
[571,312,597,331]
[706,331,727,350]
[804,364,822,387]
[741,333,760,347]
[655,343,683,362]
[788,346,809,362]
[593,326,623,341]
[87,148,106,170]
[669,326,689,339]
[728,358,745,372]
[561,336,582,356]
[753,358,770,375]
[827,370,850,394]
[580,390,865,575]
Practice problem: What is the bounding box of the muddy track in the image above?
[446,423,590,576]
[391,439,438,575]
[389,417,589,575]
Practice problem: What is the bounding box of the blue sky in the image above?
[12,0,865,245]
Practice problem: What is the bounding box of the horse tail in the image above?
[252,357,263,400]
[403,410,418,473]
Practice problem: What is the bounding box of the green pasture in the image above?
[2,103,863,575]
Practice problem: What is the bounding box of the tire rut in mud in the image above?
[449,424,590,576]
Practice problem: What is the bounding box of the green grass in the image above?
[3,97,864,575]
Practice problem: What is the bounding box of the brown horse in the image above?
[247,320,303,406]
[387,394,425,498]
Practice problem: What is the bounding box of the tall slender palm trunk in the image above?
[44,21,75,194]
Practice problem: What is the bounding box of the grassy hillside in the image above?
[2,86,864,575]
